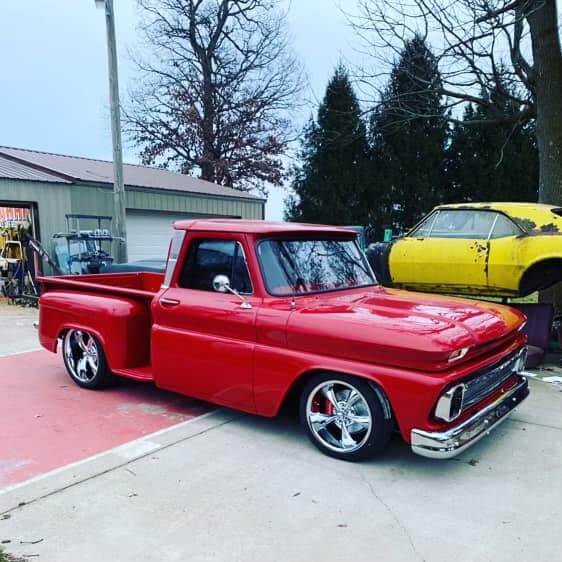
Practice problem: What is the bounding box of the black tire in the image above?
[299,373,394,461]
[519,261,562,296]
[366,242,393,287]
[62,329,112,389]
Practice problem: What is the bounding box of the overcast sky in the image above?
[0,0,364,220]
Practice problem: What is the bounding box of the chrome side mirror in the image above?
[212,274,252,309]
[213,274,231,293]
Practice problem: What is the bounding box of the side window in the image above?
[490,214,521,239]
[428,210,468,238]
[429,210,496,239]
[409,212,438,237]
[178,239,252,294]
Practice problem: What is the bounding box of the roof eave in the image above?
[0,150,76,183]
[74,179,266,203]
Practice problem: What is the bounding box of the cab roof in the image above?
[173,219,355,237]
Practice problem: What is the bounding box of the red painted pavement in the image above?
[0,350,211,488]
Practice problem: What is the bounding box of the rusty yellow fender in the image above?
[385,202,562,297]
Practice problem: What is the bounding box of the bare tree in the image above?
[351,0,562,204]
[125,0,303,194]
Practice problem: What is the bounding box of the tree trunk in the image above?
[527,0,562,204]
[527,0,562,313]
[200,62,216,183]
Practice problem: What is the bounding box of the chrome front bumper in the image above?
[411,376,529,459]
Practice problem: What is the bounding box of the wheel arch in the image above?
[518,257,562,296]
[277,368,394,422]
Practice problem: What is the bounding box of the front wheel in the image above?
[62,329,112,389]
[300,374,393,461]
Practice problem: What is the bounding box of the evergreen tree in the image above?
[286,65,372,225]
[446,86,538,203]
[370,35,448,233]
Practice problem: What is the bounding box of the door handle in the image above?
[160,297,180,307]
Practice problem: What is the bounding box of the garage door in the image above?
[126,210,203,262]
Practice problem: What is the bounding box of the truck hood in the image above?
[286,287,525,371]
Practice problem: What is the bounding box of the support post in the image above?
[102,0,127,263]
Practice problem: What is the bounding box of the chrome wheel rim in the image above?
[64,330,99,382]
[306,380,373,453]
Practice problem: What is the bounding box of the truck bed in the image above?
[38,272,164,300]
[38,272,164,380]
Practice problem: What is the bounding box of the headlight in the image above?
[435,383,466,422]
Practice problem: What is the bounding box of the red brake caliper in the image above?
[312,396,334,416]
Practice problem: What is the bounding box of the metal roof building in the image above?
[0,146,265,262]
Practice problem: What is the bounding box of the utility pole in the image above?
[96,0,127,263]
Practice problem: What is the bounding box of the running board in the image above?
[112,365,154,382]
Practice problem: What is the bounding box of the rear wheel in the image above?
[300,374,393,461]
[62,329,111,389]
[519,260,562,296]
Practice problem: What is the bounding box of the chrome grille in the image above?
[463,348,525,408]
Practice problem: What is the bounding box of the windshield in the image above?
[257,238,376,296]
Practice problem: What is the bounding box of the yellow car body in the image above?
[384,203,562,297]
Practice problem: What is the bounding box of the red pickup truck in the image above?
[38,220,529,461]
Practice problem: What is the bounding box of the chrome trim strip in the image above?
[427,210,439,237]
[487,213,499,241]
[162,230,185,289]
[411,376,529,459]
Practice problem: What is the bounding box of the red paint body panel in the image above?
[285,288,522,372]
[37,221,527,445]
[252,328,525,441]
[173,219,355,237]
[39,272,163,299]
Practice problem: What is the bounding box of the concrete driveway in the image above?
[1,303,561,562]
[0,303,40,356]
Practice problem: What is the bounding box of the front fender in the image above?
[252,343,444,442]
[253,333,525,444]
